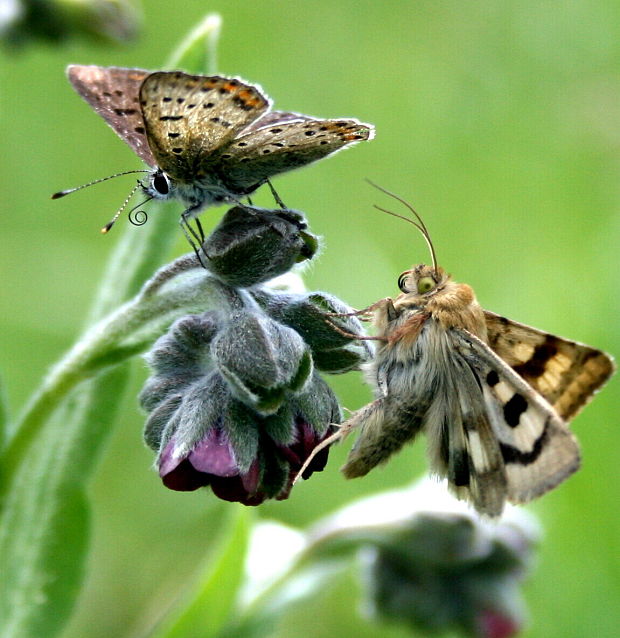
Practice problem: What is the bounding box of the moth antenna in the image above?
[365,179,438,272]
[100,182,144,234]
[51,169,150,199]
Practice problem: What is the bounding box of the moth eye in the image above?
[417,277,435,294]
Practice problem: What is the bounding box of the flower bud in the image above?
[210,310,312,415]
[203,205,318,288]
[252,290,373,373]
[140,305,340,505]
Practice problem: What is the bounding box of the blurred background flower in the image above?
[0,0,140,47]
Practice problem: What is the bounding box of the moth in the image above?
[302,185,615,517]
[53,65,374,241]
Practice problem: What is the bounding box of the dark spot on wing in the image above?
[486,370,500,387]
[500,419,550,465]
[452,449,470,486]
[168,132,180,138]
[503,393,528,427]
[159,115,183,121]
[513,337,559,378]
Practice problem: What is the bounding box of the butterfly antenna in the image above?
[51,169,150,199]
[365,179,438,272]
[101,181,144,234]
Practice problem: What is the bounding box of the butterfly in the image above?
[56,65,374,240]
[300,184,615,517]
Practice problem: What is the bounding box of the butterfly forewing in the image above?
[484,311,615,420]
[214,118,374,192]
[67,65,155,165]
[139,72,271,180]
[454,328,581,504]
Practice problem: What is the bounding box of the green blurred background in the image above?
[1,1,618,636]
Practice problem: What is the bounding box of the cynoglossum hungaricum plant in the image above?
[139,203,372,505]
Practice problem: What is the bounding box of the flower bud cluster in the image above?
[140,205,371,505]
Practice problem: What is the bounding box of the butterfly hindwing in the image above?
[214,117,374,192]
[139,72,271,180]
[484,310,615,421]
[453,328,580,505]
[67,65,155,166]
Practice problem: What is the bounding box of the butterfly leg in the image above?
[180,207,208,269]
[266,179,287,209]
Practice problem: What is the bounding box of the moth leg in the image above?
[292,415,362,485]
[326,297,397,319]
[323,318,387,341]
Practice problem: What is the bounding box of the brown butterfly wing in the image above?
[484,310,615,421]
[213,117,374,193]
[139,72,270,181]
[67,65,155,166]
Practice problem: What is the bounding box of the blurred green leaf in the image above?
[0,365,130,638]
[166,13,222,74]
[149,506,252,638]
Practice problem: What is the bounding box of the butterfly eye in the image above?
[417,276,435,294]
[151,171,170,195]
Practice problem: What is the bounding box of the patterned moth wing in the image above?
[484,311,615,420]
[139,71,271,182]
[67,65,155,165]
[451,329,583,509]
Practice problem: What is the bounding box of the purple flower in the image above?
[157,408,336,506]
[140,309,342,504]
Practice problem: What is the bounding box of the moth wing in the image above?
[454,328,580,505]
[139,72,270,180]
[485,310,615,421]
[67,65,155,166]
[421,342,507,517]
[214,117,374,193]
